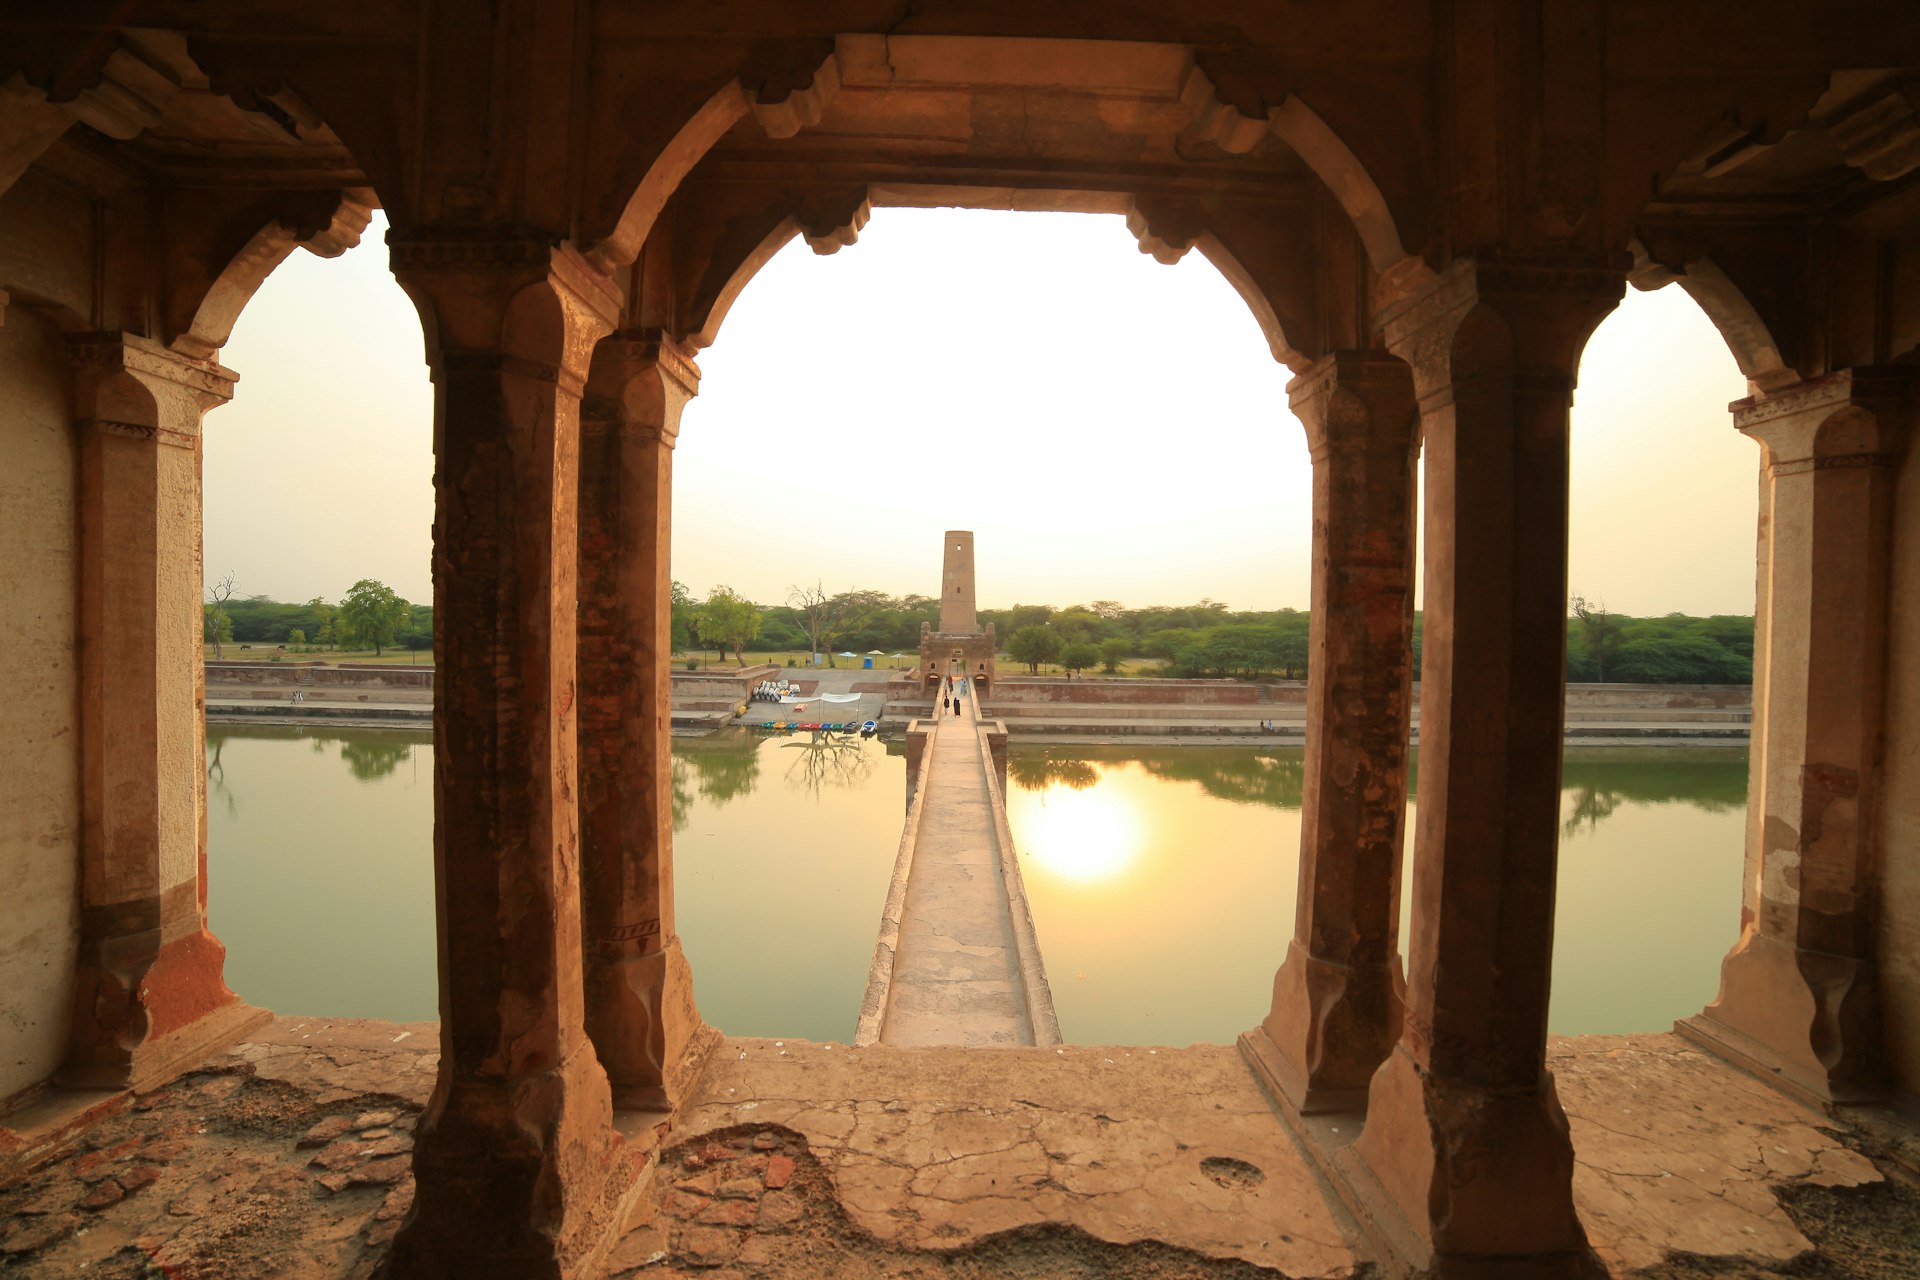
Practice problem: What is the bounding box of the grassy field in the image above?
[205,645,434,666]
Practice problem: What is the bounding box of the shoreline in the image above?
[206,704,1749,748]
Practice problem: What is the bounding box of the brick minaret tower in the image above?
[939,530,978,633]
[920,530,996,693]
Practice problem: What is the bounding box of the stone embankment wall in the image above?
[671,663,782,713]
[959,677,1754,738]
[205,662,434,690]
[990,677,1297,705]
[988,676,1751,711]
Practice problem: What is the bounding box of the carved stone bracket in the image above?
[1178,63,1269,154]
[745,50,841,140]
[797,190,872,255]
[59,36,183,140]
[1821,76,1920,181]
[1124,197,1204,264]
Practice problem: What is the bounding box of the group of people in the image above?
[941,673,969,717]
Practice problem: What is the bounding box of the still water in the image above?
[205,725,1746,1045]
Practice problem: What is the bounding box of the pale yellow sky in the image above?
[205,208,1756,617]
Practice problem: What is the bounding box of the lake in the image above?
[204,725,1747,1045]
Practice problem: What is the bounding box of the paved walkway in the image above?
[877,686,1044,1047]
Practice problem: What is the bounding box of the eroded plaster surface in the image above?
[1554,1034,1881,1272]
[1879,445,1920,1099]
[0,314,79,1103]
[663,1037,1356,1276]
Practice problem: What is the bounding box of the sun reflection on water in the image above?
[1017,782,1144,883]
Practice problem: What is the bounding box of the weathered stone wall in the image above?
[988,677,1751,710]
[204,662,434,690]
[0,310,80,1104]
[1562,683,1752,710]
[989,677,1291,705]
[1880,441,1920,1099]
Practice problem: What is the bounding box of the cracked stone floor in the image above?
[3,1018,1917,1278]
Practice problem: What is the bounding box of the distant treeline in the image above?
[674,586,1754,685]
[221,595,434,651]
[225,586,1754,685]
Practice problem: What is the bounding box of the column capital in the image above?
[582,327,699,447]
[67,332,237,449]
[388,225,623,388]
[1375,255,1625,405]
[67,331,237,407]
[595,328,701,394]
[1285,350,1417,460]
[1732,366,1912,468]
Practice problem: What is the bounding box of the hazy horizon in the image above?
[204,208,1757,617]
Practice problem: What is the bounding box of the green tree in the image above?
[1098,637,1130,674]
[1060,641,1099,676]
[696,585,762,666]
[307,597,337,649]
[339,578,411,656]
[1570,595,1623,683]
[1008,624,1062,674]
[287,628,307,647]
[670,580,698,652]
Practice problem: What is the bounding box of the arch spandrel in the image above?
[630,178,872,351]
[583,43,843,273]
[1629,243,1798,394]
[173,188,376,361]
[587,34,1423,307]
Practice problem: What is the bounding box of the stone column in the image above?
[62,333,269,1091]
[1678,368,1910,1107]
[1243,350,1418,1114]
[383,229,634,1280]
[578,330,705,1113]
[1343,260,1621,1277]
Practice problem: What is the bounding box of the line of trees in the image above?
[675,582,945,666]
[216,576,1755,685]
[208,580,432,654]
[668,583,1755,685]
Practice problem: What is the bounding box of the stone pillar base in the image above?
[585,938,707,1112]
[383,1040,635,1280]
[1677,933,1884,1110]
[1338,1045,1600,1279]
[86,999,272,1095]
[62,925,269,1093]
[1247,941,1402,1114]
